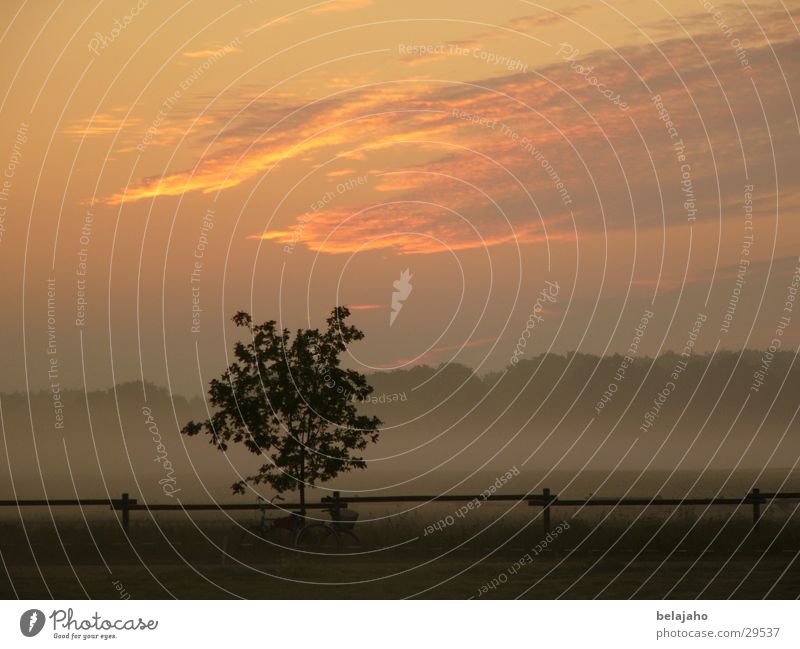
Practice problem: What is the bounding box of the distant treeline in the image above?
[1,349,798,498]
[361,349,800,434]
[6,349,799,433]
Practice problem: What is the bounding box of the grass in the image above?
[1,506,798,598]
[3,555,798,599]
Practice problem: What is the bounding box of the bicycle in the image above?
[224,496,361,565]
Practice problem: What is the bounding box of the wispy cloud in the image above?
[63,112,143,137]
[508,4,594,30]
[347,303,384,310]
[310,0,372,15]
[247,0,373,34]
[182,44,242,59]
[95,4,800,258]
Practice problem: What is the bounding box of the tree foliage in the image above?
[182,307,381,506]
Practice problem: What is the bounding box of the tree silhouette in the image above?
[182,306,381,515]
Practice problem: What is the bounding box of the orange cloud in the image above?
[250,203,567,255]
[182,44,242,58]
[508,4,593,30]
[63,112,143,137]
[326,167,360,178]
[103,85,443,204]
[97,3,800,261]
[247,0,373,33]
[311,0,372,15]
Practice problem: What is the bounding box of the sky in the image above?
[0,0,798,393]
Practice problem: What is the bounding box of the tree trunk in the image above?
[299,445,306,518]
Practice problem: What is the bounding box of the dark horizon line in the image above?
[6,346,796,400]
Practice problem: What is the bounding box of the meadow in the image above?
[2,504,798,599]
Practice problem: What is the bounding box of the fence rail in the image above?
[2,487,798,534]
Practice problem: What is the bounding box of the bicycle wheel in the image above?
[335,528,362,553]
[295,523,340,553]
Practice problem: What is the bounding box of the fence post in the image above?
[331,491,341,522]
[542,488,552,535]
[751,488,761,532]
[121,492,130,535]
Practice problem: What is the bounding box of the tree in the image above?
[181,306,381,515]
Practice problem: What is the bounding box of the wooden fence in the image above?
[2,488,798,534]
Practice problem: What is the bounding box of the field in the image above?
[2,506,799,599]
[4,554,799,599]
